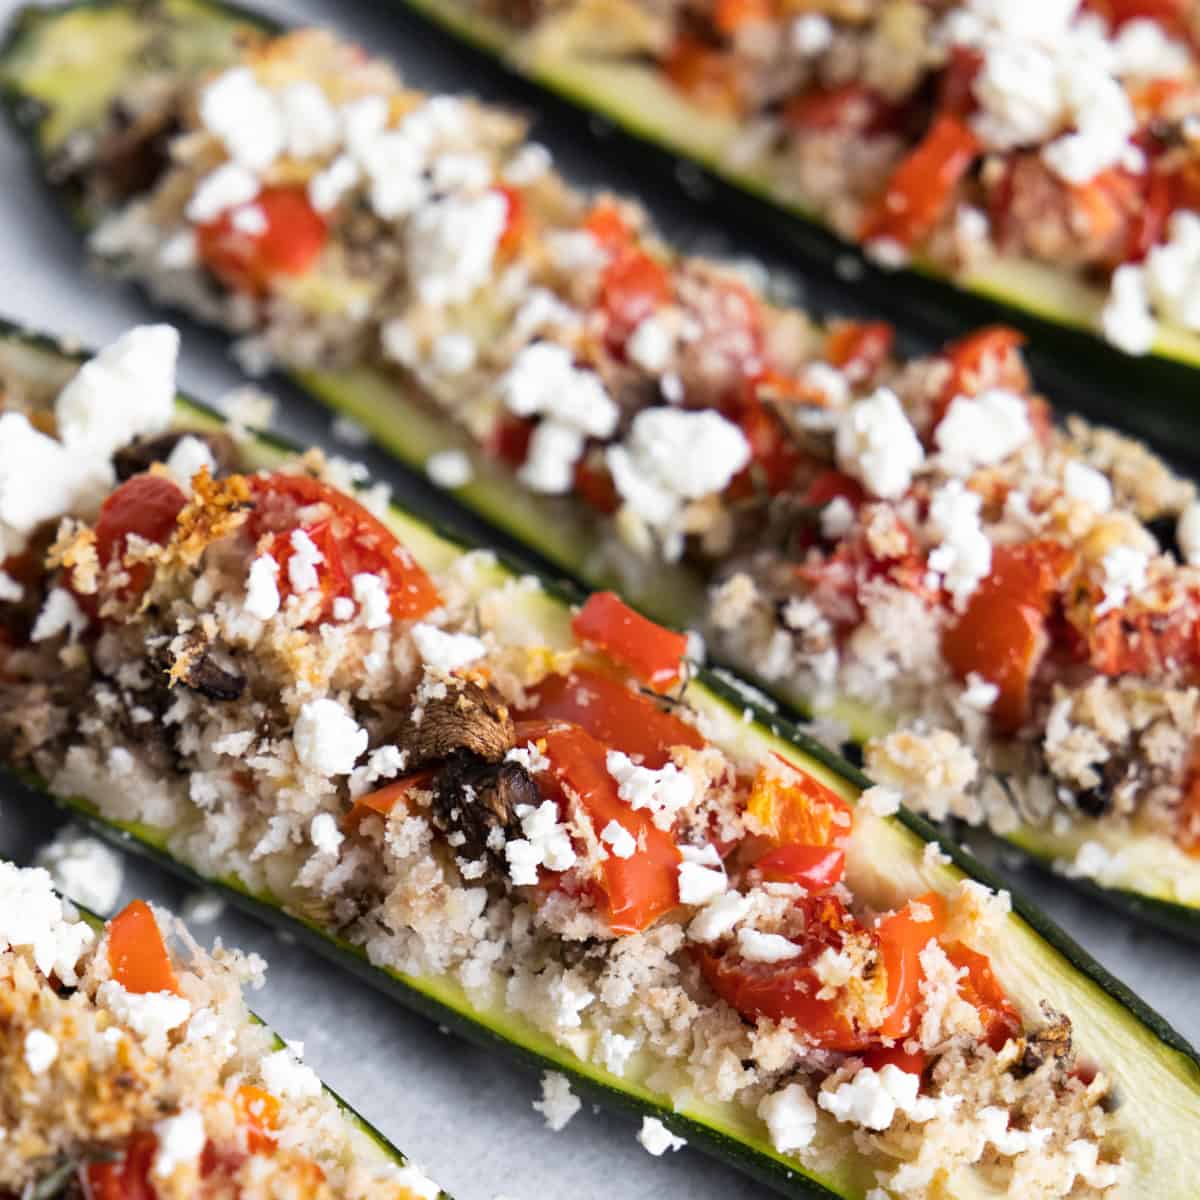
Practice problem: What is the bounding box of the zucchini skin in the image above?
[1,320,1199,1198]
[4,1,1200,941]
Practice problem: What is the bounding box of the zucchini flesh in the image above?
[3,0,1199,936]
[0,323,1198,1197]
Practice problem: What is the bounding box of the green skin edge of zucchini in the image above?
[0,322,1198,1196]
[56,903,436,1191]
[4,0,1200,939]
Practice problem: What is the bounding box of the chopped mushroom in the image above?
[403,677,515,764]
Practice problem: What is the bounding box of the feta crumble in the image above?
[934,389,1032,475]
[23,1029,58,1075]
[351,572,391,630]
[600,819,637,859]
[97,981,191,1058]
[259,1046,322,1100]
[1101,264,1156,355]
[687,891,752,942]
[533,1071,581,1131]
[293,699,368,776]
[737,927,801,963]
[310,812,344,855]
[835,388,924,500]
[286,529,324,593]
[408,191,508,307]
[31,588,88,643]
[153,1109,206,1178]
[411,622,487,673]
[34,830,124,915]
[605,751,694,830]
[757,1083,817,1153]
[925,480,992,609]
[426,448,474,489]
[1177,500,1200,565]
[199,66,284,170]
[819,1064,958,1131]
[244,554,281,621]
[163,435,216,489]
[1095,545,1149,615]
[505,800,577,885]
[637,1116,686,1156]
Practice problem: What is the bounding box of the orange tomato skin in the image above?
[945,943,1021,1051]
[662,35,742,112]
[598,246,673,351]
[247,474,440,623]
[935,326,1028,420]
[343,769,437,833]
[521,668,705,769]
[861,115,980,248]
[825,320,895,383]
[876,893,946,1041]
[519,720,681,933]
[107,899,180,996]
[753,843,845,891]
[236,1084,282,1155]
[196,185,327,293]
[942,540,1075,734]
[746,756,854,848]
[572,592,688,693]
[861,1041,928,1077]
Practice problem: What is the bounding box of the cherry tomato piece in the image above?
[876,893,946,1041]
[85,1130,159,1200]
[753,843,845,891]
[746,755,855,848]
[572,592,688,693]
[107,899,180,996]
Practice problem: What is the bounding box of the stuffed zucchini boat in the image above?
[8,0,1200,930]
[0,858,442,1200]
[292,0,1200,372]
[1,321,1200,1198]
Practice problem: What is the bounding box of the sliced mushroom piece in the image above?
[1015,1005,1073,1077]
[157,637,246,701]
[113,430,239,482]
[403,677,515,766]
[431,749,539,873]
[0,680,72,760]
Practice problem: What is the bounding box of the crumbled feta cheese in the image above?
[1095,544,1149,615]
[1101,263,1156,355]
[925,480,993,609]
[600,819,637,859]
[181,892,226,925]
[158,230,197,269]
[0,862,95,984]
[23,1029,58,1075]
[835,388,924,500]
[515,420,583,495]
[791,13,832,54]
[199,67,284,169]
[97,981,191,1058]
[411,622,486,673]
[408,191,508,307]
[606,751,695,830]
[1146,211,1200,333]
[185,161,260,223]
[505,800,577,885]
[637,1117,686,1156]
[505,741,551,774]
[861,786,901,817]
[1062,460,1113,512]
[1113,19,1190,79]
[1043,66,1135,184]
[293,699,368,776]
[351,572,391,630]
[677,856,726,905]
[607,406,750,557]
[431,332,477,375]
[0,413,110,538]
[244,554,281,621]
[426,448,474,489]
[533,1071,581,1131]
[230,203,267,235]
[164,435,216,489]
[626,316,674,373]
[1177,500,1200,565]
[687,891,752,942]
[259,1046,322,1099]
[310,812,344,856]
[962,672,999,711]
[934,389,1032,475]
[819,1064,958,1131]
[820,496,856,541]
[758,1084,817,1153]
[599,1030,639,1076]
[308,154,360,213]
[31,588,87,643]
[286,529,324,594]
[34,831,123,915]
[503,142,552,186]
[56,325,179,462]
[153,1109,206,1178]
[279,80,340,159]
[737,927,802,963]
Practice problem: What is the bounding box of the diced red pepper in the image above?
[746,755,855,847]
[802,469,866,513]
[825,320,894,383]
[598,246,673,351]
[713,0,771,34]
[235,1084,281,1155]
[521,667,704,768]
[343,769,437,833]
[246,474,440,624]
[196,185,327,293]
[107,899,180,996]
[573,455,620,515]
[861,115,980,248]
[945,943,1021,1051]
[94,473,189,600]
[572,592,688,693]
[695,895,878,1049]
[85,1130,158,1200]
[1086,0,1190,35]
[933,325,1028,428]
[582,202,633,257]
[521,720,682,933]
[937,46,983,118]
[753,843,845,891]
[488,414,535,468]
[876,893,946,1041]
[942,540,1076,734]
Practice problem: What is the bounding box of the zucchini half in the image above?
[58,894,443,1196]
[1,322,1199,1198]
[4,0,1198,938]
[390,0,1200,383]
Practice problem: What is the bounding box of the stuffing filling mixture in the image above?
[0,328,1124,1198]
[57,19,1200,893]
[476,0,1200,356]
[0,861,439,1200]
